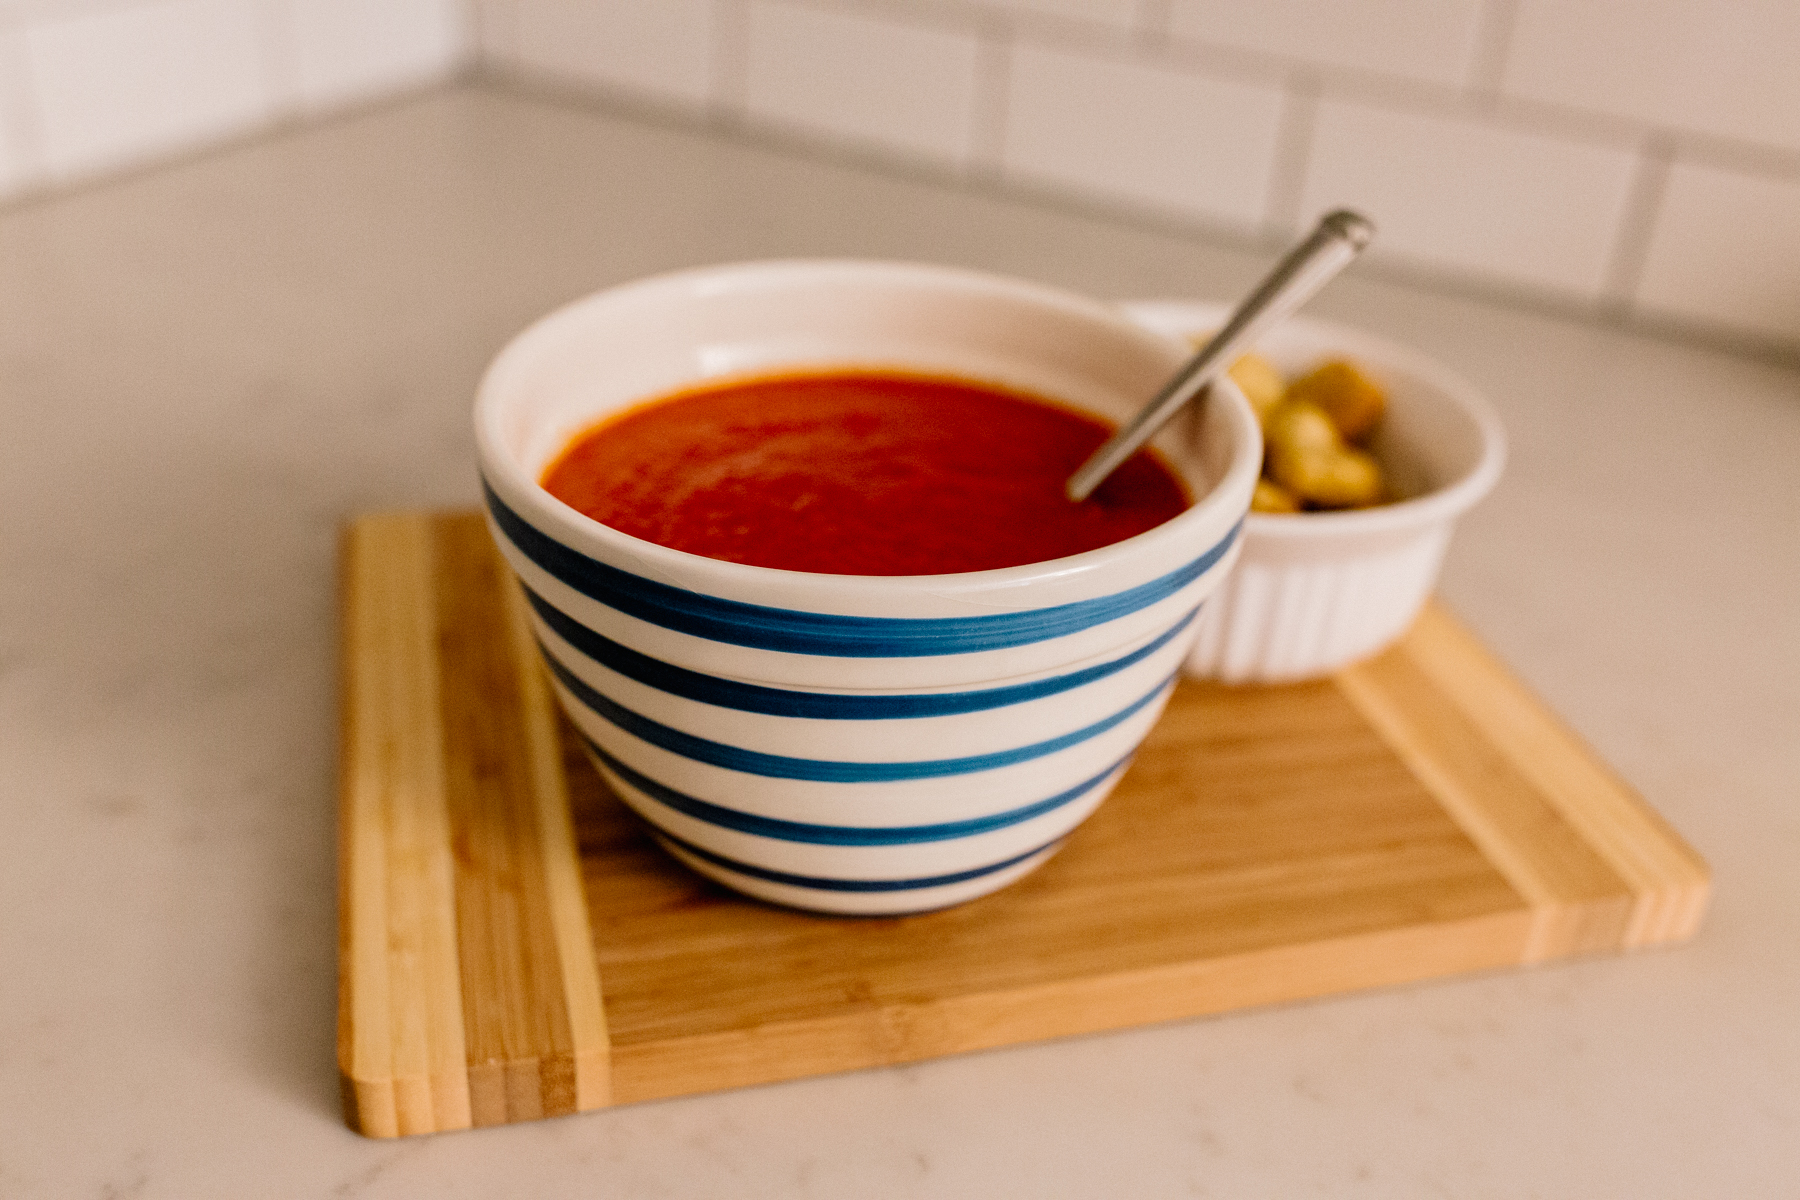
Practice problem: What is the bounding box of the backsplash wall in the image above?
[3,0,1797,356]
[474,0,1800,354]
[0,0,470,188]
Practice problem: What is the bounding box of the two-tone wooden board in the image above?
[337,510,1708,1137]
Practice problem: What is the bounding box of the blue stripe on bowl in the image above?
[547,649,1177,783]
[531,584,1198,719]
[588,734,1130,845]
[486,479,1238,658]
[653,825,1062,893]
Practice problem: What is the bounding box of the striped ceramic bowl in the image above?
[475,261,1261,914]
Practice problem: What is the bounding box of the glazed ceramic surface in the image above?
[1126,301,1505,684]
[476,261,1260,913]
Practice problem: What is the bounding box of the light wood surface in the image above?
[338,516,471,1137]
[339,514,609,1135]
[337,511,1709,1136]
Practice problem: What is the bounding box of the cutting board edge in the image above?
[334,509,1710,1136]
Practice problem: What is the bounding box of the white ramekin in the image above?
[1124,301,1505,684]
[476,262,1261,913]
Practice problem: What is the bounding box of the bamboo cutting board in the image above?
[337,510,1708,1138]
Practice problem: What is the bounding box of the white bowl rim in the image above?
[1122,299,1506,540]
[475,261,1263,597]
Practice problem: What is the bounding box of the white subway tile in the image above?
[0,28,40,197]
[1633,162,1800,341]
[511,0,714,109]
[744,2,981,167]
[1504,0,1800,153]
[24,0,276,182]
[469,0,518,66]
[1297,100,1638,297]
[989,0,1138,31]
[1001,42,1284,230]
[285,0,469,113]
[1169,0,1486,88]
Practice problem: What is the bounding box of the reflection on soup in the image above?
[541,370,1190,576]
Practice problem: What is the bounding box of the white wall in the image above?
[3,0,1796,354]
[476,0,1800,352]
[0,0,470,188]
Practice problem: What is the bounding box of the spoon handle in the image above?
[1065,209,1375,502]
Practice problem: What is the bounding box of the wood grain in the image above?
[337,510,1709,1135]
[338,516,471,1137]
[1385,606,1709,948]
[338,513,607,1136]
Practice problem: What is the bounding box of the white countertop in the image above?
[2,86,1796,1198]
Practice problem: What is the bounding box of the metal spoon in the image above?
[1065,209,1376,502]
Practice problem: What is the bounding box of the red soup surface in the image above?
[541,370,1190,576]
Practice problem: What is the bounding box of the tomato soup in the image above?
[540,370,1190,576]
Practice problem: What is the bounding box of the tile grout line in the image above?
[1131,0,1171,49]
[1596,132,1675,318]
[1261,69,1318,240]
[965,11,1010,181]
[1661,126,1800,179]
[449,0,482,76]
[1463,0,1519,109]
[462,0,510,73]
[708,0,749,129]
[256,0,303,129]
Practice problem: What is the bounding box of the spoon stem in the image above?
[1065,209,1375,502]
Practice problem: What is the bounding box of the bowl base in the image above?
[653,833,1066,916]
